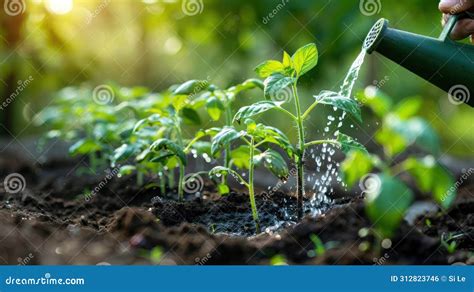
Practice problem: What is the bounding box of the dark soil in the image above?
[0,156,472,265]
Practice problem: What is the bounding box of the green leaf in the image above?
[404,156,456,209]
[340,150,375,187]
[217,183,230,195]
[252,124,295,158]
[263,73,294,100]
[337,133,367,154]
[228,78,264,95]
[365,174,414,237]
[291,43,318,76]
[171,95,189,111]
[233,101,281,124]
[253,149,289,180]
[211,127,244,156]
[382,115,440,156]
[181,107,201,125]
[282,51,292,68]
[191,141,212,156]
[315,91,362,122]
[206,96,225,121]
[118,165,136,176]
[149,151,175,164]
[150,139,186,166]
[112,144,138,164]
[69,139,101,156]
[136,148,151,162]
[356,86,392,118]
[393,96,422,120]
[173,80,209,95]
[254,60,285,78]
[230,145,251,169]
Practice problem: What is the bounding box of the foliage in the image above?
[251,43,365,218]
[341,87,457,238]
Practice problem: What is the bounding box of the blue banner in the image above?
[0,266,471,291]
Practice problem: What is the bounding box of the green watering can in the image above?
[364,13,474,107]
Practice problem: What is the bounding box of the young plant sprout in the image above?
[38,86,129,173]
[192,79,263,193]
[130,80,212,201]
[237,43,365,218]
[209,119,294,232]
[341,87,457,238]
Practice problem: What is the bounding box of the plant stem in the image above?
[292,82,306,220]
[302,100,319,120]
[178,161,184,201]
[222,103,233,186]
[175,115,185,201]
[136,170,144,186]
[89,152,98,173]
[248,137,261,233]
[159,171,166,194]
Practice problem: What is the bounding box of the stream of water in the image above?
[305,49,367,216]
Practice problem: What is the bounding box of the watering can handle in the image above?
[439,12,474,42]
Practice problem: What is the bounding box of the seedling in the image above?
[128,80,212,200]
[341,87,457,238]
[237,43,365,218]
[191,79,263,193]
[38,86,132,172]
[310,234,326,256]
[441,233,458,254]
[209,119,293,232]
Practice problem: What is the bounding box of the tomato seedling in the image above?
[238,43,365,218]
[189,79,263,193]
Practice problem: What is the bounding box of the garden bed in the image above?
[0,155,472,265]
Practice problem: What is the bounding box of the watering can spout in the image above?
[364,14,474,107]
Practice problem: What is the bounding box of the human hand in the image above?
[439,0,474,43]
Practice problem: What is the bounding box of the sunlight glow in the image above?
[45,0,74,15]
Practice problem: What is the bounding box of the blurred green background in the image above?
[0,0,472,157]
